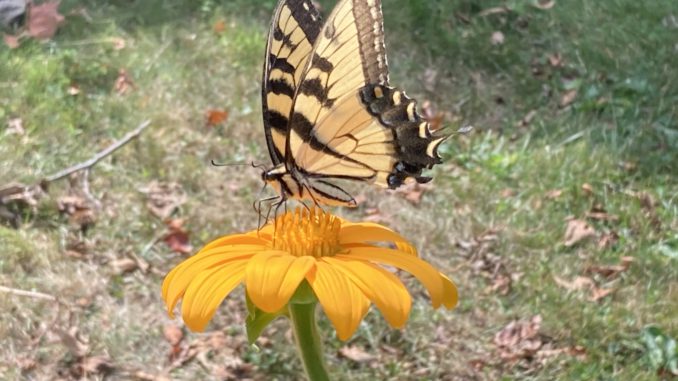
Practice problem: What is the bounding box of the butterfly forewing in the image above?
[262,0,323,165]
[285,0,445,192]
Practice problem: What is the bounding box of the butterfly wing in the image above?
[262,0,323,165]
[285,0,447,201]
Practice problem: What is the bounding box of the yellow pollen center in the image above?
[272,207,342,257]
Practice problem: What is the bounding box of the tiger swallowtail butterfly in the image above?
[260,0,448,207]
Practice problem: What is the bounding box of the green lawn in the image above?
[1,0,676,380]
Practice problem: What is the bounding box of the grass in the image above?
[1,0,677,379]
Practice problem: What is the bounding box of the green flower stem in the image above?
[288,302,330,381]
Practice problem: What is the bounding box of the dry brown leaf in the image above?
[597,231,619,249]
[420,100,445,131]
[422,67,438,92]
[206,109,229,127]
[16,356,37,371]
[586,211,619,221]
[67,84,81,95]
[491,31,505,45]
[499,188,515,198]
[339,346,376,363]
[469,358,487,372]
[560,89,578,107]
[110,37,126,50]
[142,181,187,219]
[58,195,96,229]
[70,208,96,230]
[563,219,596,247]
[364,207,387,223]
[79,355,114,375]
[553,275,594,291]
[619,161,637,172]
[110,258,138,274]
[114,68,135,94]
[394,181,433,205]
[585,256,633,279]
[76,297,92,307]
[64,239,91,259]
[7,117,25,136]
[545,189,563,200]
[56,327,89,358]
[0,183,42,227]
[164,331,241,375]
[495,317,586,365]
[213,20,227,34]
[27,0,65,40]
[548,52,563,67]
[0,183,37,205]
[164,325,185,363]
[581,183,594,194]
[635,191,656,211]
[589,287,615,302]
[3,33,21,48]
[213,359,253,380]
[536,345,586,360]
[517,109,538,128]
[494,315,544,361]
[163,324,184,347]
[352,193,367,205]
[132,371,172,381]
[554,274,617,302]
[164,218,193,255]
[533,0,556,10]
[490,274,512,295]
[478,6,510,17]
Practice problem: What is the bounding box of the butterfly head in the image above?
[261,164,289,197]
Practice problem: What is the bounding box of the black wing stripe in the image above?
[263,0,323,165]
[269,55,296,75]
[265,110,289,132]
[311,54,334,73]
[290,111,373,171]
[299,78,334,107]
[269,79,295,97]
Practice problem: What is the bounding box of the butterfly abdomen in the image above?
[359,84,448,189]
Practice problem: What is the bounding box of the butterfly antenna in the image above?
[210,159,251,167]
[250,161,267,171]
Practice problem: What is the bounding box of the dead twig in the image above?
[44,120,151,183]
[0,285,58,301]
[80,168,102,210]
[0,120,151,226]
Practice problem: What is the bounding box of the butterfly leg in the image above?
[255,195,280,231]
[303,183,326,213]
[273,198,285,219]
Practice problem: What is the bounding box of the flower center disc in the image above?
[273,207,341,257]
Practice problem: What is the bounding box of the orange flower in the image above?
[162,207,457,340]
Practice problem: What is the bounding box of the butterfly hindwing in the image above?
[262,0,323,165]
[285,0,446,192]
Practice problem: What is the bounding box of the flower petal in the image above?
[180,259,247,331]
[162,245,262,310]
[324,257,411,328]
[245,252,316,313]
[307,261,370,340]
[343,247,445,308]
[340,223,412,247]
[440,273,459,309]
[201,234,268,251]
